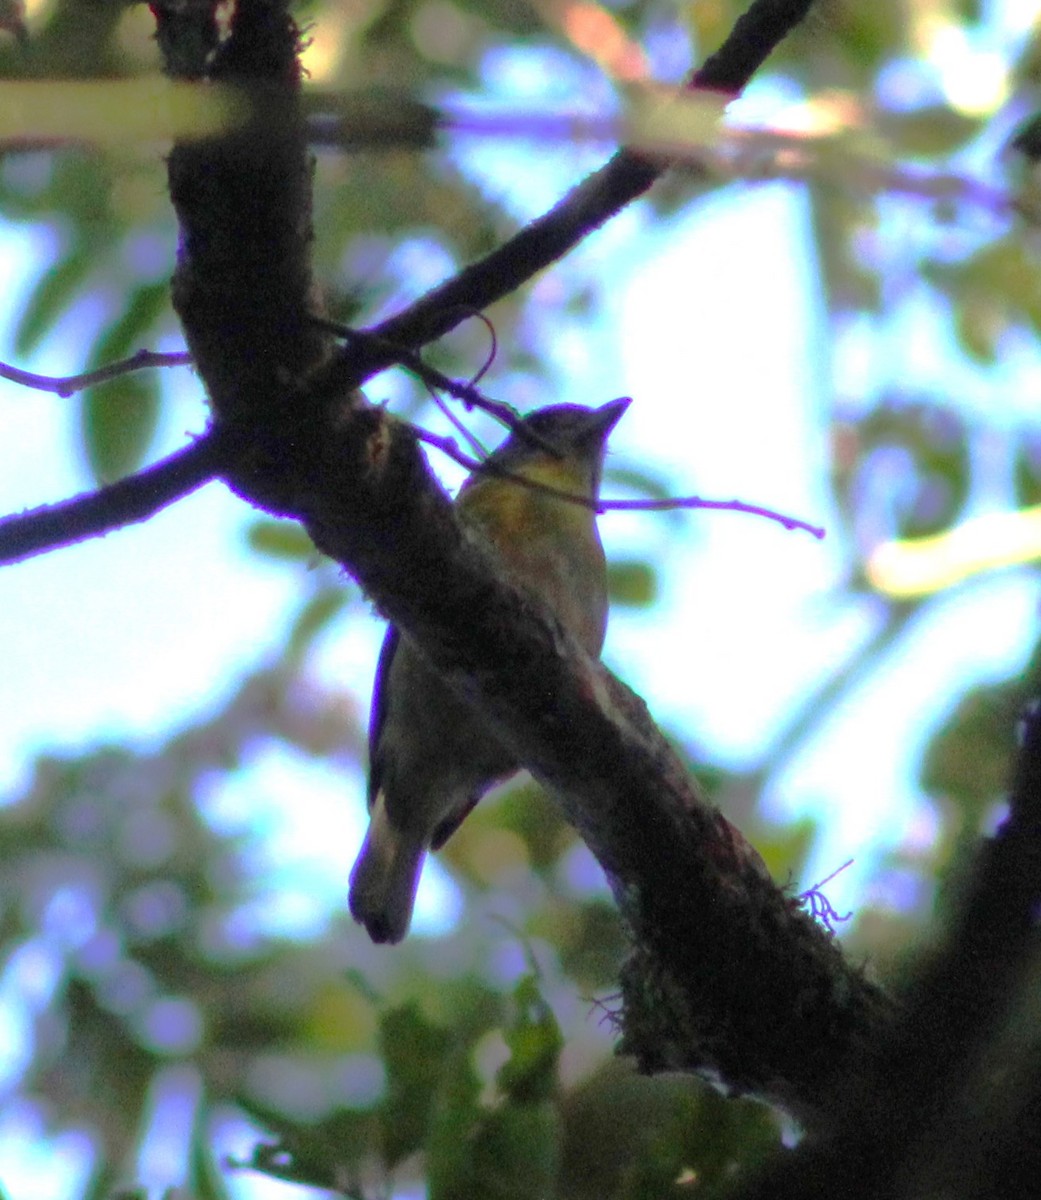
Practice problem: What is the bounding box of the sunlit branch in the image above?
[0,349,193,398]
[0,433,225,567]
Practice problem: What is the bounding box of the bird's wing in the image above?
[367,623,400,808]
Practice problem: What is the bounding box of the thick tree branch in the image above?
[0,434,226,566]
[728,687,1041,1198]
[154,0,891,1122]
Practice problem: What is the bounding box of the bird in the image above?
[348,397,630,944]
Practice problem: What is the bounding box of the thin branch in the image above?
[603,494,825,537]
[414,424,823,536]
[322,321,825,538]
[0,433,226,566]
[313,316,519,424]
[332,0,815,385]
[0,349,193,398]
[314,317,563,456]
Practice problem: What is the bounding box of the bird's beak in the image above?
[591,396,631,439]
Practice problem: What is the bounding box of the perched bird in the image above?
[348,398,630,944]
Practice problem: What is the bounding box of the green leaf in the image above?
[245,518,319,562]
[605,463,681,506]
[1014,434,1041,507]
[378,1001,453,1167]
[921,682,1020,812]
[608,559,658,608]
[426,1043,483,1200]
[676,1090,780,1198]
[14,245,94,355]
[490,778,573,874]
[81,371,160,483]
[286,587,351,660]
[808,183,882,318]
[77,279,172,481]
[555,898,627,990]
[878,107,980,157]
[470,1100,560,1200]
[91,281,171,364]
[954,298,999,363]
[496,975,562,1104]
[236,1094,376,1192]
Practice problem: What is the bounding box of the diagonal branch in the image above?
[335,0,815,385]
[155,0,891,1124]
[0,434,226,566]
[729,685,1041,1199]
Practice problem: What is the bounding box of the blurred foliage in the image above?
[2,0,1041,1197]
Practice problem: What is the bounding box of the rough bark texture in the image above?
[156,0,896,1129]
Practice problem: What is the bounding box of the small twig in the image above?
[315,316,564,457]
[807,858,856,893]
[451,306,499,388]
[0,432,226,566]
[312,315,518,422]
[410,426,487,472]
[604,495,826,538]
[423,309,499,457]
[426,385,489,460]
[0,349,193,398]
[413,423,824,537]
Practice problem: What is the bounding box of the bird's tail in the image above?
[348,797,424,944]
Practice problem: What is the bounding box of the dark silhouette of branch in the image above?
[312,317,534,436]
[0,349,192,397]
[333,0,816,385]
[727,687,1041,1199]
[155,0,893,1126]
[0,434,226,566]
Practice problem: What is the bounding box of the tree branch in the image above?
[333,0,815,387]
[0,349,192,397]
[729,686,1041,1198]
[0,434,226,566]
[154,0,889,1123]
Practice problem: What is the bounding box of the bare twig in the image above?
[414,423,824,536]
[0,349,192,398]
[603,494,825,536]
[314,318,565,458]
[313,316,521,425]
